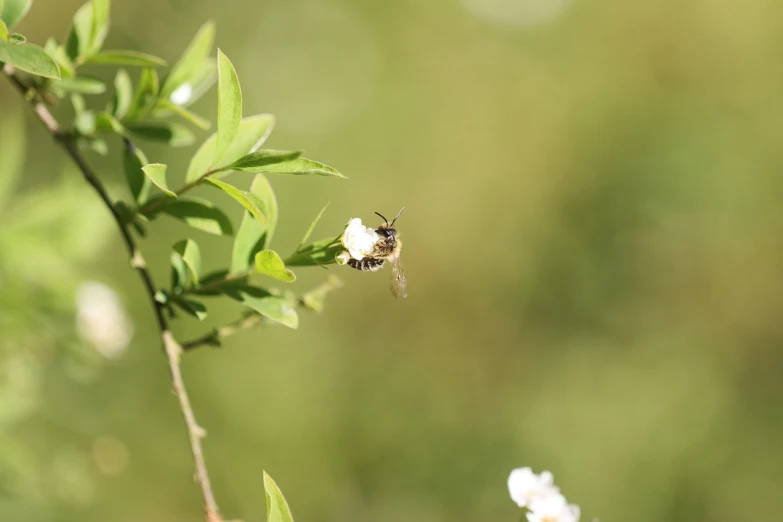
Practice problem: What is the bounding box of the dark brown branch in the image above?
[3,64,223,522]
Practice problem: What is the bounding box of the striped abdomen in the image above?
[347,257,386,271]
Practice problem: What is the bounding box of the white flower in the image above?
[76,281,133,359]
[527,493,580,522]
[170,83,193,106]
[508,467,560,509]
[341,218,380,260]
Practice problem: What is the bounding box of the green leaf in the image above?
[214,49,242,166]
[205,177,266,225]
[8,33,24,44]
[230,175,278,273]
[89,0,110,56]
[160,197,233,236]
[56,76,106,94]
[180,58,216,107]
[96,111,125,134]
[295,202,329,252]
[126,67,159,119]
[253,157,346,178]
[264,471,295,522]
[172,297,207,321]
[86,50,166,67]
[186,114,275,183]
[172,239,202,286]
[154,98,210,130]
[125,121,195,147]
[122,139,152,205]
[229,150,302,172]
[141,163,176,197]
[65,2,91,62]
[0,20,8,41]
[0,103,24,210]
[0,40,60,79]
[161,20,215,97]
[0,0,32,30]
[284,237,343,267]
[254,250,295,282]
[110,68,132,119]
[225,288,298,329]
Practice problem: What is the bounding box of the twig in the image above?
[182,314,265,351]
[3,64,223,522]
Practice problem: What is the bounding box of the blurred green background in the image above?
[3,0,783,521]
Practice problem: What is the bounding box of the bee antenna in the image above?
[390,207,406,226]
[374,211,389,225]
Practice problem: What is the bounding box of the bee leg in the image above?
[347,258,386,272]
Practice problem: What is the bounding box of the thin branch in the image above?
[182,313,266,351]
[3,65,223,522]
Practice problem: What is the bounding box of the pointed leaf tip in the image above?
[214,49,242,166]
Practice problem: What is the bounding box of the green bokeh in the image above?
[2,0,783,521]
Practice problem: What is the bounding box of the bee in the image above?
[347,207,407,298]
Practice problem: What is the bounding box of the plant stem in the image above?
[3,64,223,522]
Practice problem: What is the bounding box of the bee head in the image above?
[374,207,405,232]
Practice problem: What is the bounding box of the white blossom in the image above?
[170,83,193,106]
[76,281,133,359]
[508,467,560,509]
[341,218,380,260]
[527,493,580,522]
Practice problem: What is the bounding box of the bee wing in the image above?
[390,255,407,298]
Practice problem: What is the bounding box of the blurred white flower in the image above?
[341,218,379,260]
[170,83,193,106]
[527,493,581,522]
[76,281,133,359]
[508,467,560,509]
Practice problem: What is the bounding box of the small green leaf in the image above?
[141,163,176,197]
[295,202,329,253]
[186,114,275,183]
[181,58,217,107]
[89,0,110,56]
[0,0,32,30]
[126,67,159,119]
[264,471,296,522]
[126,121,195,147]
[0,103,24,210]
[122,139,151,205]
[87,50,166,67]
[8,33,24,44]
[73,109,96,135]
[172,239,202,286]
[172,297,207,321]
[65,2,90,61]
[229,150,302,172]
[161,197,233,236]
[205,177,266,226]
[214,49,242,166]
[57,76,106,94]
[161,20,215,97]
[230,175,278,273]
[254,250,295,282]
[253,157,346,178]
[110,69,132,119]
[96,112,125,134]
[0,40,60,79]
[225,289,298,329]
[0,20,8,41]
[284,237,343,267]
[154,98,210,130]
